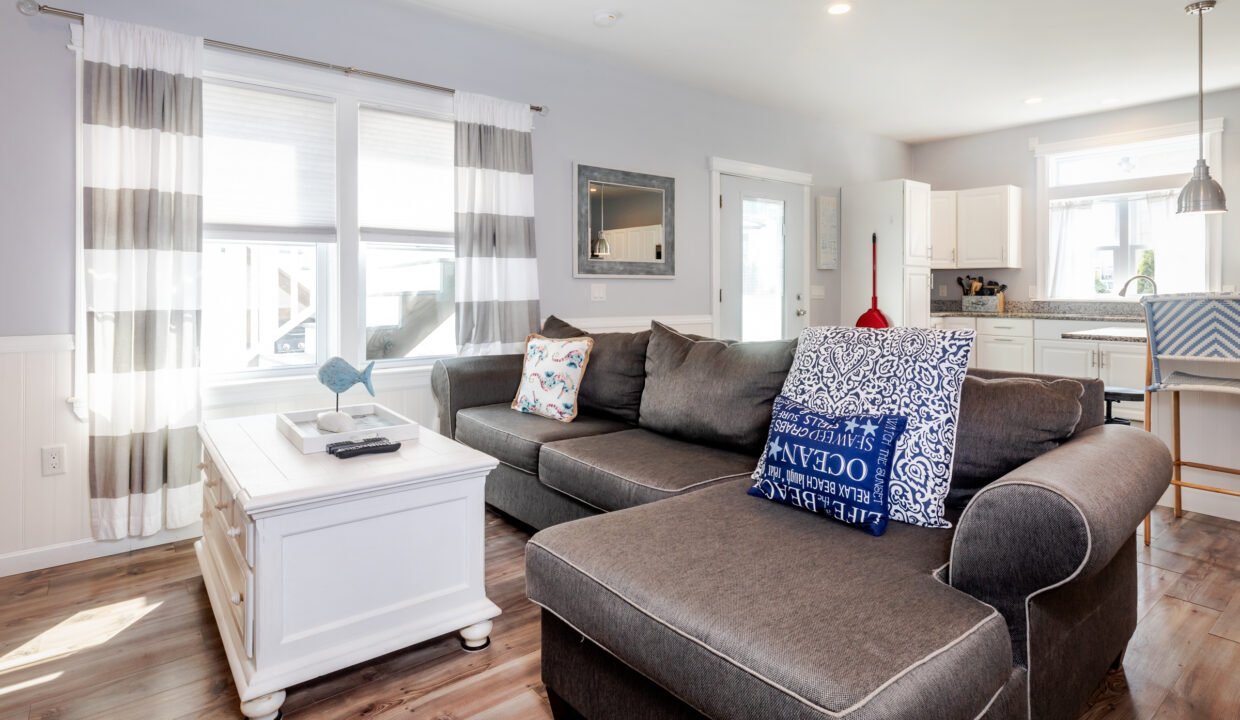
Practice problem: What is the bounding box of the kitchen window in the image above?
[1037,125,1220,299]
[200,56,455,376]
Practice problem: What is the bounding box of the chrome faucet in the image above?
[1118,275,1158,297]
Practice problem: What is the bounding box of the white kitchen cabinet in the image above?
[1099,342,1148,421]
[930,191,957,269]
[1035,339,1097,379]
[905,180,932,266]
[956,185,1021,269]
[977,334,1034,372]
[903,266,933,328]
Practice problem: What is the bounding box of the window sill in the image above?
[202,362,437,412]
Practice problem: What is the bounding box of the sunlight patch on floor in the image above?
[0,597,163,672]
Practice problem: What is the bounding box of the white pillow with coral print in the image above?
[512,334,594,422]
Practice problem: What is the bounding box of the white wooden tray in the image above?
[276,403,419,454]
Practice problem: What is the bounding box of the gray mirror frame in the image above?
[575,164,675,278]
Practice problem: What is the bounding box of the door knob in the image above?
[795,309,807,317]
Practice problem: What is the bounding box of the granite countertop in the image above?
[1061,326,1148,343]
[930,311,1145,323]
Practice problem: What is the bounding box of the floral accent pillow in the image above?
[512,334,594,422]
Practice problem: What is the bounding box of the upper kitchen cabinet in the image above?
[930,191,957,269]
[955,185,1021,269]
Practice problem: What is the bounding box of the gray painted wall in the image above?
[0,0,910,336]
[911,88,1240,301]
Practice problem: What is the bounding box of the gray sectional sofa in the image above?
[431,321,1171,720]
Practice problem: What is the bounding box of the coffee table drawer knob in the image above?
[230,592,243,606]
[227,527,241,538]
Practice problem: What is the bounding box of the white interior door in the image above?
[719,175,807,341]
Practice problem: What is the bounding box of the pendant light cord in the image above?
[1198,6,1205,161]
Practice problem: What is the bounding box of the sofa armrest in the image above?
[431,354,524,438]
[948,424,1170,662]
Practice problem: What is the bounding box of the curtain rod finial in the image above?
[17,0,42,16]
[536,105,549,116]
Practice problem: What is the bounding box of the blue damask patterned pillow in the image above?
[769,326,975,529]
[749,395,907,536]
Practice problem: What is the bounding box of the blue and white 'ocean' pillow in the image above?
[771,326,975,529]
[749,395,907,536]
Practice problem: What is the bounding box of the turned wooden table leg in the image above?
[241,690,286,720]
[460,620,494,652]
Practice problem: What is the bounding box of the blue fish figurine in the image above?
[317,357,376,396]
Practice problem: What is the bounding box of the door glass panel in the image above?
[741,197,785,342]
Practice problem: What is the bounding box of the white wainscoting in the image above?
[555,314,714,336]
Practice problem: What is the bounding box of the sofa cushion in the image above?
[778,326,974,530]
[527,478,1012,720]
[948,375,1084,509]
[539,429,757,511]
[455,403,631,474]
[541,316,650,423]
[639,321,795,454]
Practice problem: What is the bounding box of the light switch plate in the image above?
[590,283,607,302]
[810,285,826,300]
[938,285,948,297]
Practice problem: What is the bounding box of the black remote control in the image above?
[331,438,401,459]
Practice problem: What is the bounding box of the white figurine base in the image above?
[316,410,356,433]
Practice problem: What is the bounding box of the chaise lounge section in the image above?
[432,322,1172,720]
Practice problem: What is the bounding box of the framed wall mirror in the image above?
[575,164,675,278]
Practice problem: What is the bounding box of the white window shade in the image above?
[359,107,454,233]
[203,82,337,232]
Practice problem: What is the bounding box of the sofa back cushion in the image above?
[947,375,1084,508]
[639,321,795,454]
[541,316,650,423]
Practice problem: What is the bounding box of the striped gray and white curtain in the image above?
[453,93,539,355]
[83,16,204,539]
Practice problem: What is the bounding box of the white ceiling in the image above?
[402,0,1240,143]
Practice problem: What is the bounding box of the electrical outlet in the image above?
[938,285,947,297]
[41,445,66,476]
[1224,284,1237,293]
[590,283,607,302]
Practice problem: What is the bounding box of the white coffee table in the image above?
[195,414,499,720]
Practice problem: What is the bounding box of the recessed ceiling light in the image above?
[594,11,621,27]
[826,3,852,14]
[1024,97,1044,105]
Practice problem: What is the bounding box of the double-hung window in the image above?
[200,56,456,377]
[1038,125,1220,299]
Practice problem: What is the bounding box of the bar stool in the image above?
[1103,387,1144,426]
[1140,293,1240,545]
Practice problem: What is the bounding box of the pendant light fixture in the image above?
[1178,0,1227,214]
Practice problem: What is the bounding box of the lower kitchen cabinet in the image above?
[976,334,1034,373]
[1033,339,1146,421]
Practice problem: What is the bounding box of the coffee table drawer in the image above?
[203,507,254,658]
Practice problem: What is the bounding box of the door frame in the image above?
[709,157,814,338]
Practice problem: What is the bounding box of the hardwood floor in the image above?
[1,506,1238,719]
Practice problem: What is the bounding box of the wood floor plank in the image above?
[1165,562,1240,612]
[466,687,552,720]
[1096,597,1220,720]
[1151,634,1240,720]
[1136,563,1182,623]
[1209,589,1240,643]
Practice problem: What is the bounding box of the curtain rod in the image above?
[19,1,547,114]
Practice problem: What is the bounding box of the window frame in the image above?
[202,49,455,382]
[1032,120,1224,300]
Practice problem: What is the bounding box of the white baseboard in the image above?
[0,522,203,578]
